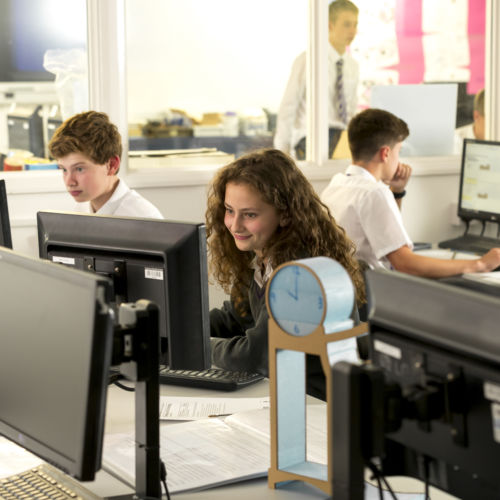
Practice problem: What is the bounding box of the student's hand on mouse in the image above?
[389,163,412,193]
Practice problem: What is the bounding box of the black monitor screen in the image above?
[458,138,500,224]
[37,211,211,371]
[0,247,114,480]
[364,270,500,498]
[0,180,13,249]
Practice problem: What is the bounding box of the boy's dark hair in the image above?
[48,111,122,165]
[348,108,409,162]
[329,0,358,23]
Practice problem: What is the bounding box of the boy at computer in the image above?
[321,108,500,276]
[48,111,163,218]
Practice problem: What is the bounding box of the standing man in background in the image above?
[273,0,359,160]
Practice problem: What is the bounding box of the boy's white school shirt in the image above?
[320,164,413,270]
[73,178,163,219]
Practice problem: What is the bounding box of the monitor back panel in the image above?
[0,179,13,248]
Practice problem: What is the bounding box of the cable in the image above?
[367,461,383,500]
[423,455,431,500]
[367,460,398,500]
[480,220,486,237]
[160,460,171,500]
[113,380,135,392]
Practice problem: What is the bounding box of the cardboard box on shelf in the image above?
[200,113,223,125]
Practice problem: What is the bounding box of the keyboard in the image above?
[438,234,500,254]
[413,241,432,251]
[159,365,264,391]
[0,463,101,499]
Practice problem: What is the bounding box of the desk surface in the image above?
[97,379,328,500]
[0,378,458,499]
[97,379,459,500]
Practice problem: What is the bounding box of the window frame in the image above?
[2,0,498,195]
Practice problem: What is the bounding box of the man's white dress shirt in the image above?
[274,45,359,154]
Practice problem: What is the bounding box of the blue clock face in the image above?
[268,264,324,336]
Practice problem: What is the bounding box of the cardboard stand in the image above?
[265,257,367,496]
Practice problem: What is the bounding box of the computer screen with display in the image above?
[0,180,13,249]
[0,246,114,481]
[37,211,211,371]
[458,138,500,224]
[332,269,500,500]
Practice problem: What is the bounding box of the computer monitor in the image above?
[37,211,211,370]
[457,138,500,224]
[332,269,500,499]
[0,246,114,481]
[0,179,13,249]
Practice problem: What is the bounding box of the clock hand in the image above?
[287,270,299,300]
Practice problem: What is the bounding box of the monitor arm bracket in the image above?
[107,300,161,500]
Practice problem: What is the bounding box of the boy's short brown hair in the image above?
[329,0,358,23]
[348,108,409,162]
[48,111,122,165]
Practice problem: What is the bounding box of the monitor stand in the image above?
[107,300,162,500]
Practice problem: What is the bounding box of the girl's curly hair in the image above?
[205,148,366,312]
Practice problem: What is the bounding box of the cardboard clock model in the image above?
[266,256,367,496]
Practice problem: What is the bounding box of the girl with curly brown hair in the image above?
[206,148,365,399]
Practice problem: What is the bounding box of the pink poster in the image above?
[467,0,485,94]
[393,0,485,89]
[394,0,425,84]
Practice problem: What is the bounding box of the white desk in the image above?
[96,379,327,499]
[95,379,459,500]
[0,378,458,499]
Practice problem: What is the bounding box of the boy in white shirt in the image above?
[321,108,500,277]
[49,111,163,219]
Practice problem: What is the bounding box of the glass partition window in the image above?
[329,0,486,159]
[125,0,306,166]
[0,0,88,171]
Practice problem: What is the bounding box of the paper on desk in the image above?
[103,414,270,494]
[103,405,424,498]
[225,405,328,463]
[103,406,327,493]
[415,248,478,260]
[365,482,427,500]
[159,396,269,420]
[0,437,43,478]
[462,271,500,285]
